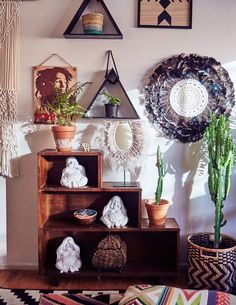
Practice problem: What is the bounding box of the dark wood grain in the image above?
[37,150,180,281]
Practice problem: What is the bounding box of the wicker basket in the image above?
[92,235,127,271]
[188,233,236,292]
[82,13,104,35]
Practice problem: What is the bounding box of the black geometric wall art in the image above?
[64,0,123,39]
[138,0,192,29]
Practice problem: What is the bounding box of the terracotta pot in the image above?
[145,199,169,226]
[51,125,76,152]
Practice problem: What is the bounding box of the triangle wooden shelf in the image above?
[64,0,123,39]
[84,68,140,120]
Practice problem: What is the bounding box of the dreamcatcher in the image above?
[144,54,235,143]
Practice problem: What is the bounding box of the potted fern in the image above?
[188,114,236,292]
[48,82,89,151]
[101,90,121,118]
[145,146,169,226]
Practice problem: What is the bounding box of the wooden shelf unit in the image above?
[37,150,180,279]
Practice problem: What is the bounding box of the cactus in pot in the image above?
[145,145,169,225]
[204,114,235,248]
[155,145,168,204]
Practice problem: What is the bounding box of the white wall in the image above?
[1,0,236,268]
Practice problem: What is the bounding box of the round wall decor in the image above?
[144,54,235,143]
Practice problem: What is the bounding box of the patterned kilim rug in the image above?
[0,288,123,305]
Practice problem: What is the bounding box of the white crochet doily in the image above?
[170,79,208,117]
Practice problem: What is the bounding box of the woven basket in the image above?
[82,13,104,35]
[188,233,236,292]
[92,235,127,271]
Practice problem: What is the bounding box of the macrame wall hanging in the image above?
[144,54,235,143]
[0,0,22,177]
[97,120,145,186]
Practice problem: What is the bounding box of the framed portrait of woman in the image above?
[33,65,77,124]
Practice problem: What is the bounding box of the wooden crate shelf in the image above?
[37,150,180,280]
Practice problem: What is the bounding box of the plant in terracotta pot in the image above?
[188,114,236,292]
[48,82,89,152]
[145,145,169,226]
[101,90,121,118]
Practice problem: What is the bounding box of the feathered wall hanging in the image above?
[144,54,235,143]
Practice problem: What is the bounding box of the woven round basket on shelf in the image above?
[82,13,104,35]
[188,233,236,292]
[92,235,127,271]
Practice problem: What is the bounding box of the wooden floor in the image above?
[0,269,189,290]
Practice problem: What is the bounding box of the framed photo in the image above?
[33,66,77,124]
[137,0,192,29]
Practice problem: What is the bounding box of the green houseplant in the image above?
[188,114,236,292]
[145,145,169,226]
[49,82,88,151]
[101,90,121,118]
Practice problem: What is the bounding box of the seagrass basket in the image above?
[92,235,127,271]
[188,233,236,292]
[82,13,104,35]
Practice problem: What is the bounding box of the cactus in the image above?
[155,145,167,204]
[205,114,235,248]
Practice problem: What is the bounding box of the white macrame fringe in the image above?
[96,121,147,175]
[0,0,21,178]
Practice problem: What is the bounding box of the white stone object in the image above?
[101,195,128,228]
[55,236,82,273]
[60,157,88,188]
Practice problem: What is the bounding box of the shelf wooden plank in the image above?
[40,182,142,192]
[41,262,178,278]
[64,34,123,39]
[39,149,103,156]
[41,219,139,232]
[41,218,179,232]
[141,218,180,231]
[40,184,102,192]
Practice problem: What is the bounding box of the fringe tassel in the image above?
[0,0,21,178]
[0,89,18,177]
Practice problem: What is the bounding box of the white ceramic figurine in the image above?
[101,195,128,228]
[60,157,88,188]
[55,236,82,273]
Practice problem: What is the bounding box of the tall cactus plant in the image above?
[155,145,167,204]
[204,114,235,248]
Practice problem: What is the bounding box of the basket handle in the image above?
[200,249,219,260]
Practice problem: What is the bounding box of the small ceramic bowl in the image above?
[74,209,97,225]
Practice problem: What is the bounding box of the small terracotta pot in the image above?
[145,199,169,226]
[51,125,76,152]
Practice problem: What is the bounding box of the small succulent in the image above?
[101,90,121,106]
